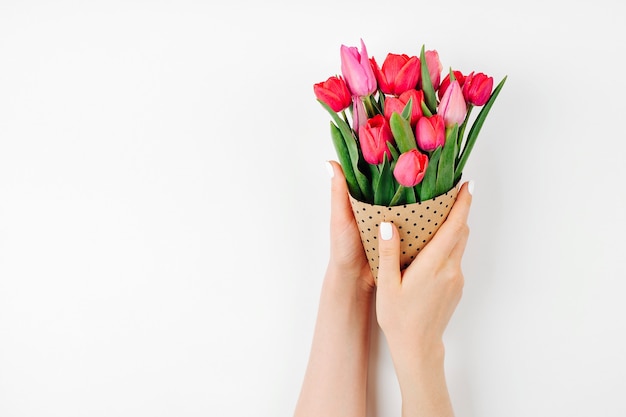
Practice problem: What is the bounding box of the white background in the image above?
[1,1,625,416]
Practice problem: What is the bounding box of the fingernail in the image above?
[467,180,475,196]
[325,161,334,178]
[380,222,392,240]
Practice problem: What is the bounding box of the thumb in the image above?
[377,221,401,288]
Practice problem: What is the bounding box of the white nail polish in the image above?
[325,161,334,178]
[468,180,475,195]
[380,222,392,240]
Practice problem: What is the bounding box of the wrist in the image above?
[390,339,446,385]
[324,262,375,302]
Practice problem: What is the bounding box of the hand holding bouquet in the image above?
[314,39,506,278]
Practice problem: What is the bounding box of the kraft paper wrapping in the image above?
[350,185,459,282]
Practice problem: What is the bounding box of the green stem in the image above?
[364,94,378,118]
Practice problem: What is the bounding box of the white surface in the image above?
[1,1,625,416]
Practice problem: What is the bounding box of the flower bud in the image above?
[438,80,467,127]
[358,115,394,165]
[393,149,429,187]
[370,53,420,96]
[340,39,377,97]
[463,71,494,106]
[313,75,352,112]
[415,114,445,152]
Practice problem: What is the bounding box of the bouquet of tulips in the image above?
[313,39,506,278]
[314,39,506,206]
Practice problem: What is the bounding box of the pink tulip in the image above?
[313,75,352,112]
[415,114,445,152]
[423,50,443,90]
[463,71,494,106]
[340,39,377,97]
[358,115,394,165]
[393,149,429,187]
[383,89,424,127]
[438,70,465,100]
[438,79,467,127]
[370,53,420,96]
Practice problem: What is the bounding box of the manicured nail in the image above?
[380,222,393,240]
[325,161,334,178]
[467,180,475,196]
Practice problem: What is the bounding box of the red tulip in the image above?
[358,115,394,165]
[370,53,420,96]
[438,70,465,100]
[340,39,377,97]
[438,79,467,127]
[313,75,352,112]
[384,89,424,127]
[415,114,445,152]
[393,149,429,187]
[463,71,494,106]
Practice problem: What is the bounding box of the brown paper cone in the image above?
[350,185,459,282]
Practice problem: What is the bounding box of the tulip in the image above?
[463,71,494,106]
[313,75,352,112]
[438,79,467,127]
[384,89,424,127]
[358,114,394,165]
[438,70,465,100]
[415,114,445,152]
[422,49,443,90]
[393,149,429,187]
[340,39,377,97]
[370,53,420,96]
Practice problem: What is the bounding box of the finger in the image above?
[420,180,473,263]
[377,221,402,289]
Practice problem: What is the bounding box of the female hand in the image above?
[375,181,474,417]
[325,160,376,295]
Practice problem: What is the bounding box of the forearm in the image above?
[392,343,454,417]
[294,266,373,417]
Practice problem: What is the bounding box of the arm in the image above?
[375,181,474,417]
[293,161,376,417]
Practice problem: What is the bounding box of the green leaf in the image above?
[401,98,413,121]
[413,182,422,202]
[374,155,394,205]
[454,76,507,183]
[329,122,363,200]
[389,185,405,206]
[318,99,373,201]
[387,140,400,162]
[436,125,458,196]
[404,186,416,204]
[419,147,441,201]
[421,100,433,117]
[420,45,438,114]
[389,112,417,153]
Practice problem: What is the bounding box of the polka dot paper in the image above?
[350,184,459,282]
